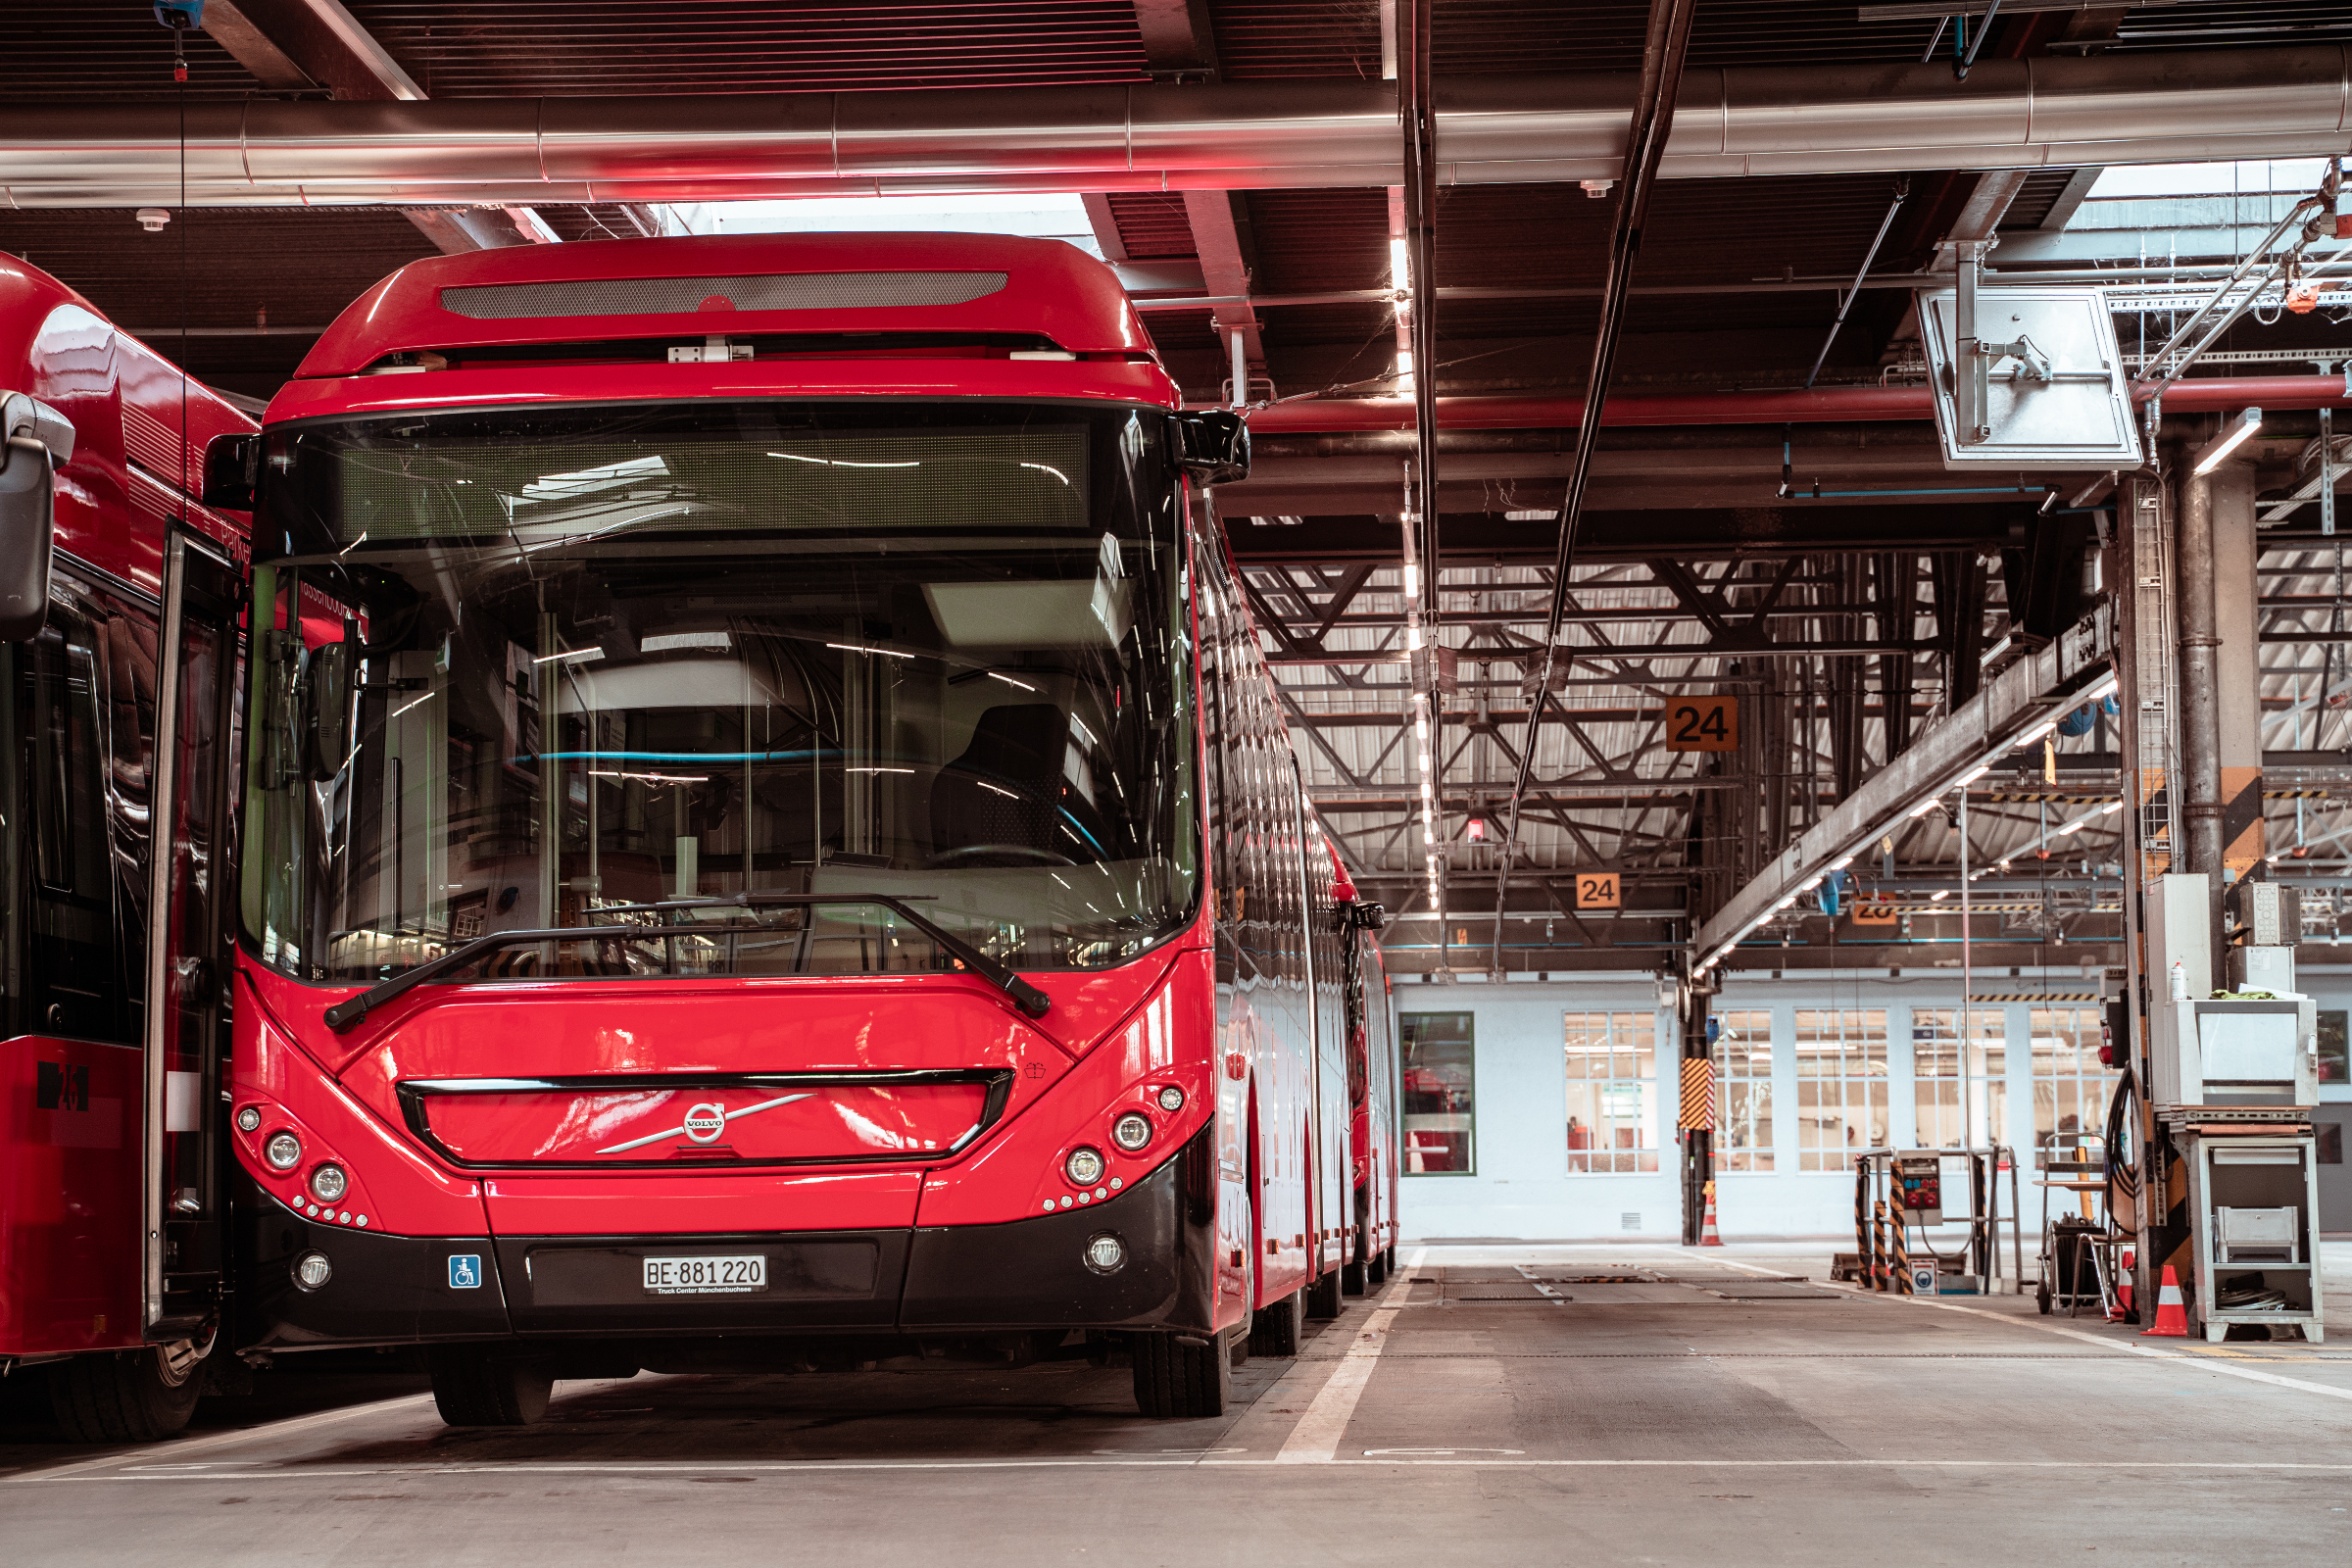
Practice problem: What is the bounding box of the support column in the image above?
[1678,977,1713,1246]
[2175,459,2225,960]
[2209,459,2266,884]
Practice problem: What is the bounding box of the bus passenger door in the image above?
[143,532,240,1338]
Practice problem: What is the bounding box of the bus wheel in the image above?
[1342,1234,1369,1297]
[1131,1331,1229,1418]
[1249,1290,1303,1358]
[1367,1245,1389,1286]
[427,1346,553,1427]
[48,1341,208,1444]
[1305,1266,1344,1320]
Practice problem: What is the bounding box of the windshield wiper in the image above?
[606,892,1052,1020]
[318,895,1050,1035]
[320,921,761,1034]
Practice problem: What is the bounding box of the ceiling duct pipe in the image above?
[0,46,2345,207]
[1246,375,2352,434]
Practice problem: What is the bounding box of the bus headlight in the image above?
[1111,1112,1152,1152]
[310,1163,349,1203]
[1155,1085,1185,1113]
[265,1131,302,1170]
[235,1106,262,1133]
[1065,1146,1105,1187]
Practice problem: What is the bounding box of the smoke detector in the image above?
[135,209,172,233]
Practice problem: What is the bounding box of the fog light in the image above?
[311,1164,348,1202]
[1156,1085,1184,1113]
[1083,1233,1126,1274]
[264,1131,302,1170]
[1064,1146,1105,1187]
[235,1105,262,1133]
[1111,1112,1152,1152]
[292,1251,332,1291]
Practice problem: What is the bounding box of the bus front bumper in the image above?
[233,1151,1215,1350]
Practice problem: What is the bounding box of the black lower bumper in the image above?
[233,1138,1216,1351]
[232,1172,512,1348]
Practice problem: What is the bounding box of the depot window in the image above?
[1795,1008,1887,1172]
[1913,1007,2005,1152]
[1565,1010,1656,1174]
[1711,1009,1774,1173]
[1400,1011,1474,1175]
[2030,1007,2110,1166]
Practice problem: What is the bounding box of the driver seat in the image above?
[929,703,1065,862]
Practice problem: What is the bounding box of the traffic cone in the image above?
[2139,1264,2187,1337]
[1698,1180,1723,1247]
[2112,1250,2134,1321]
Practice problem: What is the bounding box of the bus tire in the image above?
[1249,1289,1304,1358]
[47,1344,207,1444]
[1130,1331,1229,1418]
[1342,1232,1369,1297]
[1367,1245,1389,1286]
[427,1346,553,1427]
[1304,1266,1344,1320]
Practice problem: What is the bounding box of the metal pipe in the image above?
[1489,0,1700,978]
[3,46,2348,205]
[2176,456,2227,958]
[1248,375,2352,433]
[1803,182,1907,390]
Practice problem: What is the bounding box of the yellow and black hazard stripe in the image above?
[2220,765,2264,878]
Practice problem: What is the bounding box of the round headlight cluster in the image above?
[235,1105,262,1133]
[1065,1146,1105,1187]
[264,1131,302,1170]
[310,1163,349,1203]
[291,1251,332,1292]
[1155,1085,1185,1113]
[1111,1112,1152,1152]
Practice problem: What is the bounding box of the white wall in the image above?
[1393,965,2138,1243]
[1396,972,1683,1243]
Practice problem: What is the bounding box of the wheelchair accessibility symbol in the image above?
[448,1253,482,1290]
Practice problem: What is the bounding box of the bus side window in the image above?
[23,604,136,1044]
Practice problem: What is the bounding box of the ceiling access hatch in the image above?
[1917,285,2144,470]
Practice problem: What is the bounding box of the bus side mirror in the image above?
[1348,902,1387,932]
[1172,411,1250,486]
[203,433,258,511]
[301,630,356,781]
[0,394,74,642]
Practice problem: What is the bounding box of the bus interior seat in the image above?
[928,703,1065,862]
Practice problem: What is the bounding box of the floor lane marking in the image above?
[1821,1280,2352,1404]
[1273,1246,1424,1464]
[0,1394,440,1484]
[26,1456,2352,1483]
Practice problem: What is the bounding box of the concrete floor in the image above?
[6,1241,2352,1566]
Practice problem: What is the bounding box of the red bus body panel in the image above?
[0,256,254,1358]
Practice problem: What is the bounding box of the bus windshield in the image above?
[242,400,1199,986]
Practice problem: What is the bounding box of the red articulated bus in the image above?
[210,231,1396,1423]
[0,255,255,1440]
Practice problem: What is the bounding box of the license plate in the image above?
[641,1254,767,1296]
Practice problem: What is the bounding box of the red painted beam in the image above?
[1247,375,2352,433]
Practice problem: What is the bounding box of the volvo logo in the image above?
[596,1092,814,1154]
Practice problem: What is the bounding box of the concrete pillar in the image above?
[2208,460,2265,878]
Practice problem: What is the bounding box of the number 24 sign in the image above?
[1665,696,1739,753]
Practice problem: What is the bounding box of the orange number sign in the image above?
[1575,872,1622,910]
[1665,696,1739,753]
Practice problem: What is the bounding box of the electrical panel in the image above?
[1893,1152,1943,1226]
[2229,880,2302,948]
